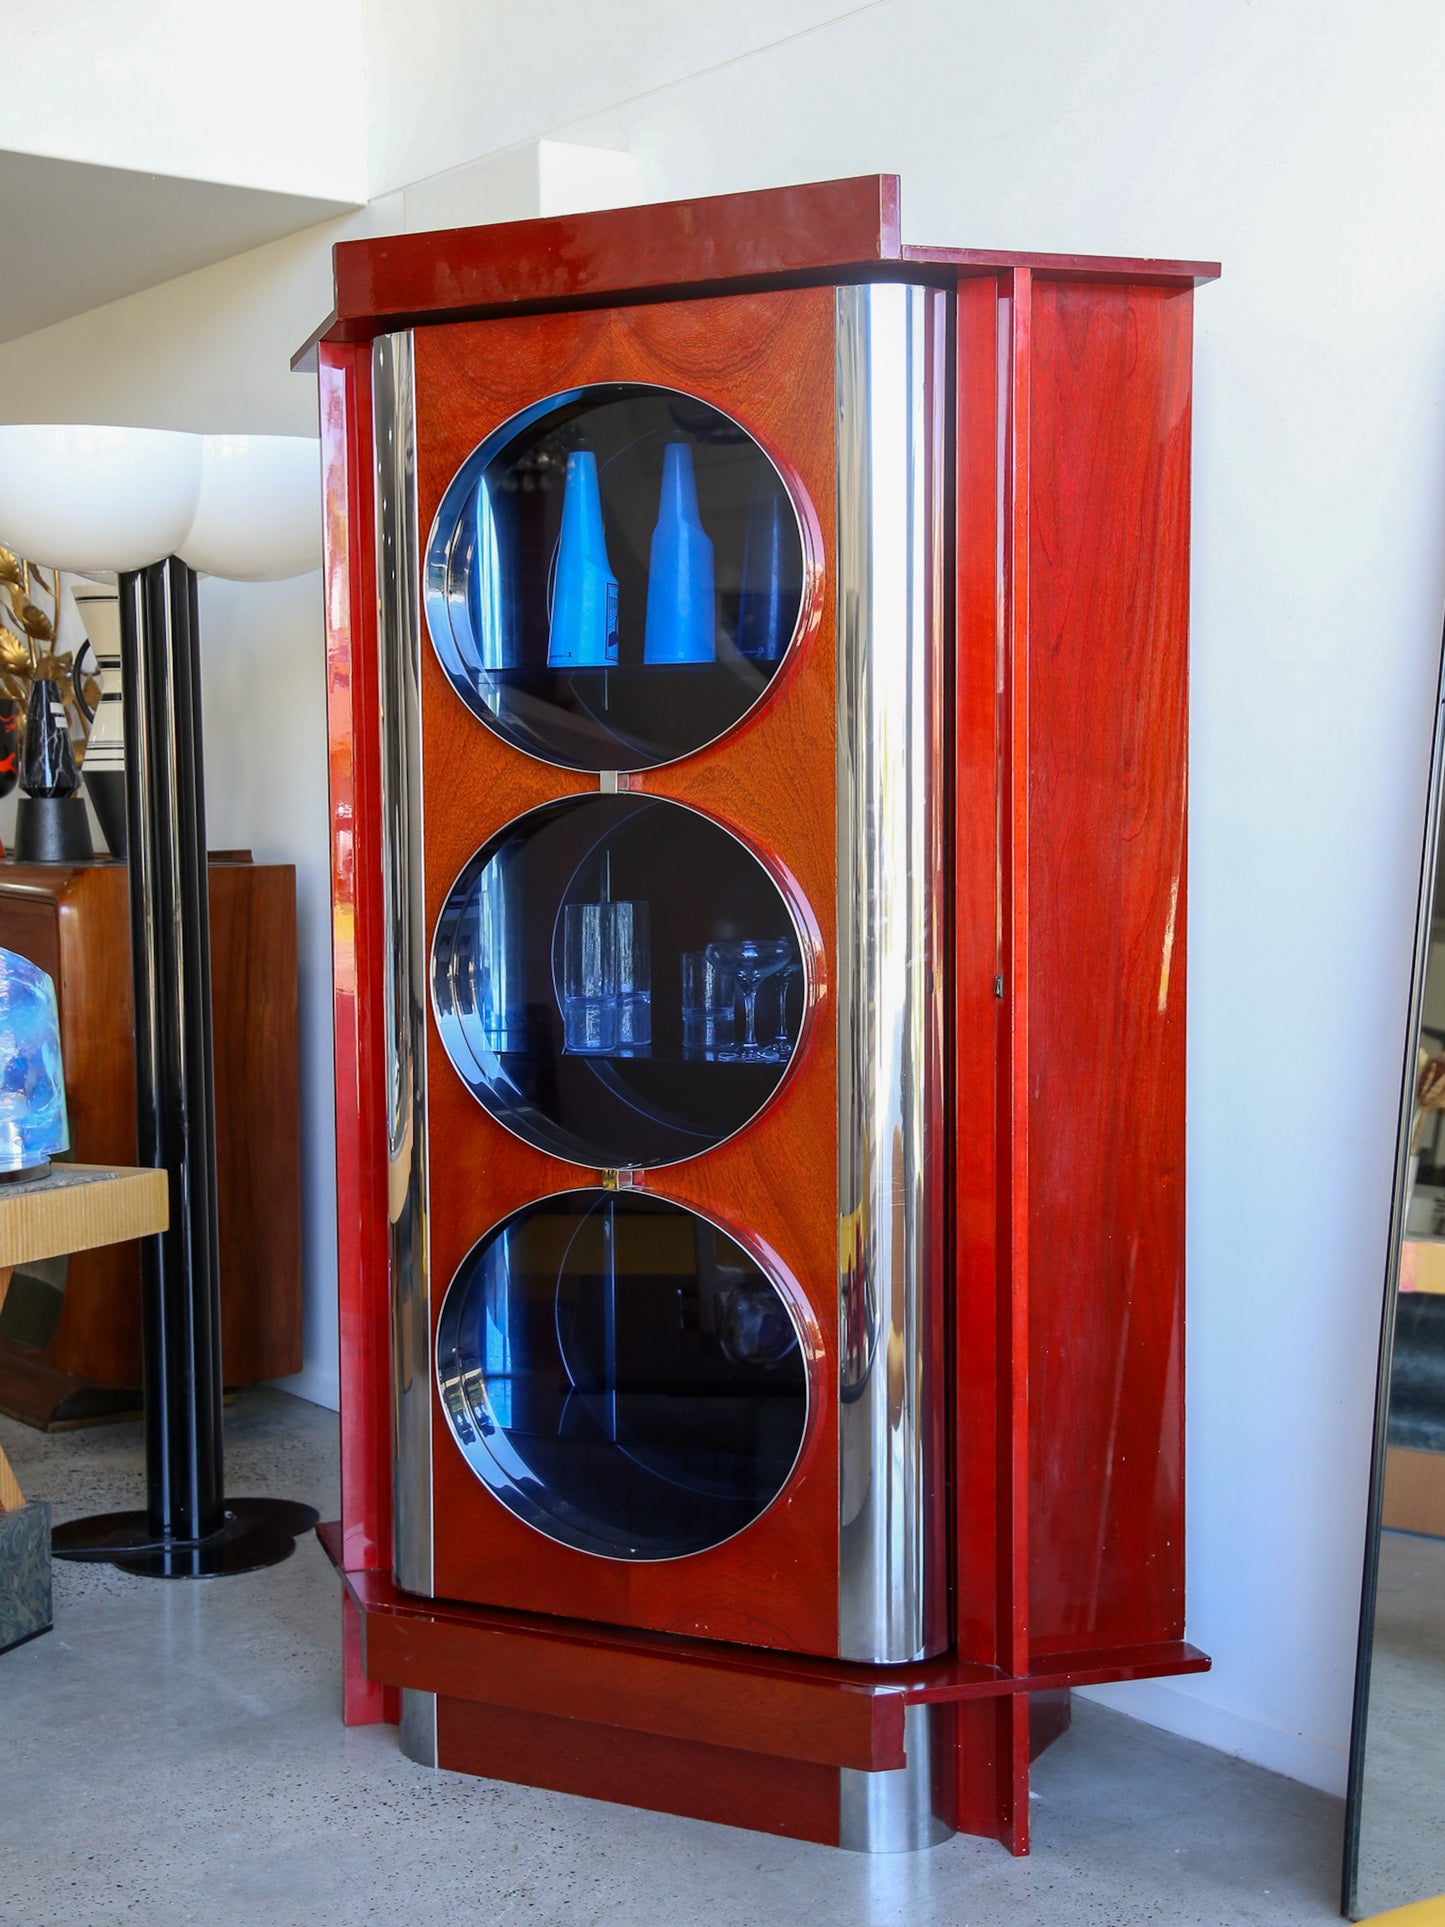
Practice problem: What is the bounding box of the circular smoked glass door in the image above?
[423,384,809,771]
[436,1190,810,1559]
[431,793,809,1169]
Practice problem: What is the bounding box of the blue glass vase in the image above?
[0,948,69,1175]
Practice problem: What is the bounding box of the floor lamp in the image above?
[0,425,321,1577]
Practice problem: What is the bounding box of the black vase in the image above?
[21,680,80,799]
[13,681,92,863]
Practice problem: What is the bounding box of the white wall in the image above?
[2,0,367,200]
[1,0,1439,1809]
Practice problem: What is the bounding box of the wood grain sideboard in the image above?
[0,857,302,1427]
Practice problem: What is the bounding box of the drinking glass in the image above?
[681,949,736,1059]
[768,958,802,1063]
[562,901,619,1054]
[613,901,651,1055]
[705,938,794,1062]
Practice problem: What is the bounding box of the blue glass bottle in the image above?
[737,478,792,663]
[547,451,618,669]
[643,442,715,665]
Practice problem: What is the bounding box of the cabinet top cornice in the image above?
[293,174,1219,369]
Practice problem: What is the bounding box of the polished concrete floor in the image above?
[0,1390,1346,1927]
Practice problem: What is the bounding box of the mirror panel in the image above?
[1345,654,1445,1918]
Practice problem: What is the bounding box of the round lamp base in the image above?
[50,1497,319,1579]
[13,794,94,864]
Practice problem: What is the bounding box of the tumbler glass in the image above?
[613,901,651,1055]
[562,901,619,1055]
[681,949,736,1059]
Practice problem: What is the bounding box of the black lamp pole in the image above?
[51,556,316,1577]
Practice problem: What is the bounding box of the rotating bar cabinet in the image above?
[307,175,1218,1853]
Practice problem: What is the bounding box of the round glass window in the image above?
[436,1190,810,1560]
[423,384,808,771]
[432,794,809,1168]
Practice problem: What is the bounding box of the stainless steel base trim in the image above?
[837,1703,955,1852]
[398,1688,438,1769]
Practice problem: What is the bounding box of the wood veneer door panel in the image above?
[1023,280,1192,1655]
[414,287,841,1656]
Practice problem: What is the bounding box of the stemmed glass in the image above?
[769,959,802,1062]
[706,938,794,1062]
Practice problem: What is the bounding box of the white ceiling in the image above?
[0,150,358,346]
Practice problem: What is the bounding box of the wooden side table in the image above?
[0,1163,168,1650]
[0,859,301,1427]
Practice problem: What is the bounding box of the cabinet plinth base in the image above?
[319,1524,1208,1855]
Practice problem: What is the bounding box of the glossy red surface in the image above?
[951,272,1006,1673]
[437,1698,846,1846]
[1022,278,1193,1658]
[295,175,1219,365]
[317,175,899,349]
[320,339,394,1724]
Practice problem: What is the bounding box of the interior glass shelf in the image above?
[435,1189,809,1560]
[431,794,809,1168]
[423,384,808,771]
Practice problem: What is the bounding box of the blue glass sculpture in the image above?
[643,442,715,665]
[0,947,69,1175]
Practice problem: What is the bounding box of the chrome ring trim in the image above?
[835,283,949,1665]
[421,378,818,775]
[427,789,820,1172]
[374,330,434,1597]
[432,1183,822,1564]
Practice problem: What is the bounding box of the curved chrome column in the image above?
[838,1703,954,1851]
[835,283,949,1666]
[374,331,433,1597]
[398,1688,438,1768]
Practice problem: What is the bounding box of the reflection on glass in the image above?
[423,384,807,770]
[1347,666,1445,1918]
[431,794,808,1168]
[435,1190,809,1559]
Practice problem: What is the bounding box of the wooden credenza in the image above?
[0,857,302,1426]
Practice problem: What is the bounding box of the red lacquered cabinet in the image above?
[307,175,1218,1853]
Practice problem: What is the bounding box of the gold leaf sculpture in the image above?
[0,555,99,760]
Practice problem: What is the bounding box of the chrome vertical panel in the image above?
[374,330,433,1596]
[835,283,949,1665]
[398,1689,438,1768]
[837,1703,955,1851]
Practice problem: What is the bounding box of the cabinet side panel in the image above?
[322,340,394,1595]
[1024,280,1192,1655]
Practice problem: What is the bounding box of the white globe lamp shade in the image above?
[179,434,322,581]
[0,424,201,572]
